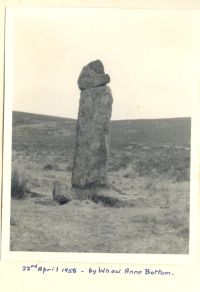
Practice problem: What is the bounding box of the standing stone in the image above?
[72,60,113,188]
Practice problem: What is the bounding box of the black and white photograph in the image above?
[3,8,194,255]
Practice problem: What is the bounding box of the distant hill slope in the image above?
[12,111,191,152]
[110,117,191,148]
[12,111,75,125]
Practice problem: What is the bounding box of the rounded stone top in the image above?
[87,60,105,74]
[78,59,110,91]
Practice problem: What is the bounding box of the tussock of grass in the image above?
[43,163,54,170]
[90,193,121,207]
[11,167,28,199]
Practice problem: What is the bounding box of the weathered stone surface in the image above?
[77,60,110,90]
[88,59,105,74]
[52,181,72,204]
[72,65,113,189]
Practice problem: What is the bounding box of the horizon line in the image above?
[12,110,191,121]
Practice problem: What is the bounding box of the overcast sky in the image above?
[6,8,197,119]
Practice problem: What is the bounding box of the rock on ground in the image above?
[53,181,72,204]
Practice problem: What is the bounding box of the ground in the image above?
[10,111,191,253]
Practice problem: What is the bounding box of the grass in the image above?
[10,111,191,253]
[11,167,28,199]
[10,181,189,253]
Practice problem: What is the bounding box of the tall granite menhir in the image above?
[72,60,113,188]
